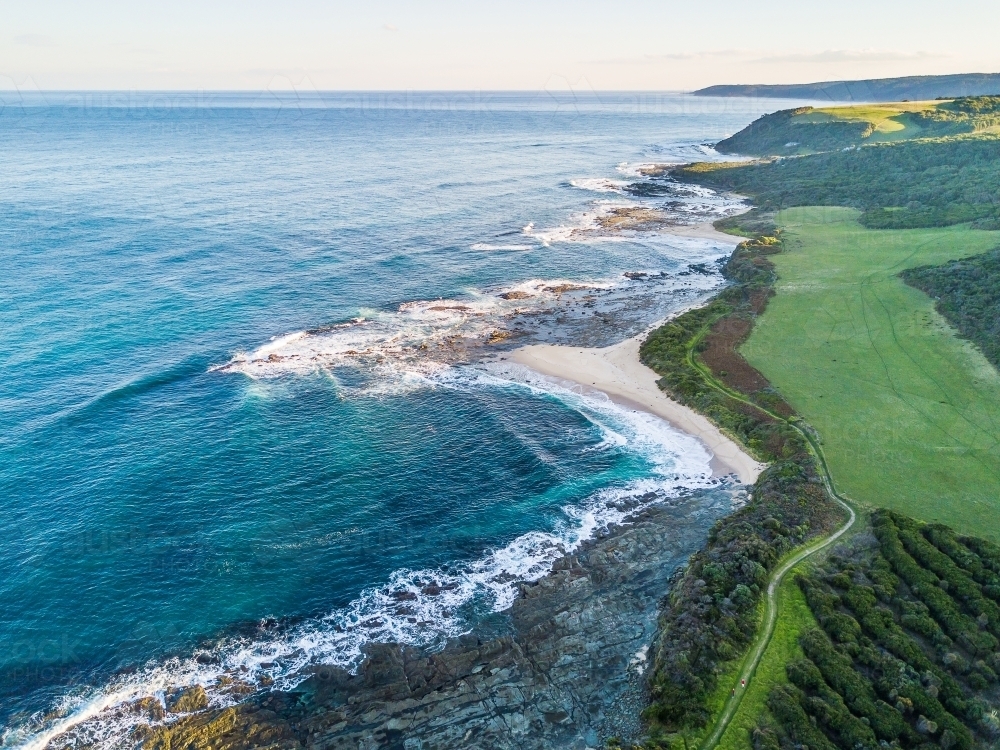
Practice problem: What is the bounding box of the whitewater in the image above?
[0,91,799,749]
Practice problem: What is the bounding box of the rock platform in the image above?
[143,491,735,750]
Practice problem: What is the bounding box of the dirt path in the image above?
[684,315,858,750]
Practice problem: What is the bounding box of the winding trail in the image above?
[680,311,858,750]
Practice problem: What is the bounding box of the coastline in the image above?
[17,218,760,750]
[510,222,766,486]
[508,217,766,486]
[511,336,765,485]
[132,494,739,750]
[509,220,765,487]
[657,220,744,243]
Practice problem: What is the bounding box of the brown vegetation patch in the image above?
[698,285,794,418]
[747,286,773,315]
[701,317,771,393]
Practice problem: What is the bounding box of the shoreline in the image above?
[511,335,765,485]
[657,219,745,243]
[131,494,738,750]
[508,219,765,486]
[15,220,757,750]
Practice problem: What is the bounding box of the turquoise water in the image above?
[1,92,790,747]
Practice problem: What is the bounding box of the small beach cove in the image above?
[510,221,765,486]
[511,336,764,485]
[120,218,767,750]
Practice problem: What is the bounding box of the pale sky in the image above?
[2,0,999,91]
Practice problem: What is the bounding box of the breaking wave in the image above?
[6,368,736,750]
[210,277,616,379]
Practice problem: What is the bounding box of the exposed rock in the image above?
[597,207,671,231]
[134,696,165,722]
[142,492,733,750]
[167,685,209,714]
[143,706,299,750]
[636,164,673,178]
[543,283,591,295]
[623,182,675,197]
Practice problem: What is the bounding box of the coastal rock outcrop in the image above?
[141,492,735,750]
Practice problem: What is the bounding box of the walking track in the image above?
[682,314,858,750]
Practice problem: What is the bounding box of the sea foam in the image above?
[9,367,733,750]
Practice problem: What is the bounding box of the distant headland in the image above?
[693,72,1000,101]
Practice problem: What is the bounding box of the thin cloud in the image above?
[584,50,749,65]
[383,23,398,32]
[751,49,948,64]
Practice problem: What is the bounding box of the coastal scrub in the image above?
[639,218,846,741]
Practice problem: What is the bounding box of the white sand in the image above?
[511,219,765,484]
[512,336,765,484]
[664,221,743,243]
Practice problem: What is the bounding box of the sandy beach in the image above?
[511,222,765,485]
[512,336,765,484]
[662,221,745,242]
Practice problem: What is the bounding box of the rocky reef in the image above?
[139,490,738,750]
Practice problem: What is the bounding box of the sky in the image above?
[2,0,999,91]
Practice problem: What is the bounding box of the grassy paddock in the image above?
[741,207,1000,538]
[715,572,817,750]
[680,634,759,750]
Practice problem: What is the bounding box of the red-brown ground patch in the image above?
[700,314,796,418]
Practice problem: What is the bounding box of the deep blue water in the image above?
[1,92,797,747]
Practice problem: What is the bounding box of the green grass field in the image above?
[797,102,937,140]
[715,572,816,750]
[741,207,1000,538]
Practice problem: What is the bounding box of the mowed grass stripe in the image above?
[715,573,817,750]
[741,207,1000,538]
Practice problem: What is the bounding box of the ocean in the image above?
[1,90,794,748]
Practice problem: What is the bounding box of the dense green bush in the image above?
[798,577,861,644]
[786,657,878,750]
[901,248,1000,370]
[757,513,1000,750]
[674,132,1000,230]
[798,628,908,742]
[767,684,840,750]
[873,512,996,655]
[642,223,844,731]
[646,461,841,729]
[895,524,1000,638]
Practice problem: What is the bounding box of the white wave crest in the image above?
[212,278,613,379]
[469,242,535,251]
[614,161,681,178]
[8,367,733,750]
[568,177,631,193]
